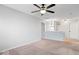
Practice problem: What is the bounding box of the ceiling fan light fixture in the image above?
[40,10,46,14]
[32,4,55,15]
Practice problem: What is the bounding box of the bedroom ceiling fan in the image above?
[32,4,56,16]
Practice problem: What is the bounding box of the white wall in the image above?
[0,5,41,52]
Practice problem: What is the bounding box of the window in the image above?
[45,19,55,32]
[49,20,55,31]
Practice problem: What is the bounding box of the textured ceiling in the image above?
[3,4,79,20]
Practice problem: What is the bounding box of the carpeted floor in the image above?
[1,39,79,55]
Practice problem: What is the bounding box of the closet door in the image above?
[70,22,79,40]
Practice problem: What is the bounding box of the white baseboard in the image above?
[0,39,41,53]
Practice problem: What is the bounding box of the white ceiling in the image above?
[3,4,79,20]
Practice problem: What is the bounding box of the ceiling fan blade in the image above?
[33,4,40,9]
[42,4,45,7]
[47,4,55,9]
[46,10,55,13]
[31,10,40,13]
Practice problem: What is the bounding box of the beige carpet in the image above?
[1,39,79,55]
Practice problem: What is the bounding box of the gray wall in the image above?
[0,5,41,52]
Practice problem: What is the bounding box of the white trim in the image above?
[0,39,41,53]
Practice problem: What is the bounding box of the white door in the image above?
[70,21,79,40]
